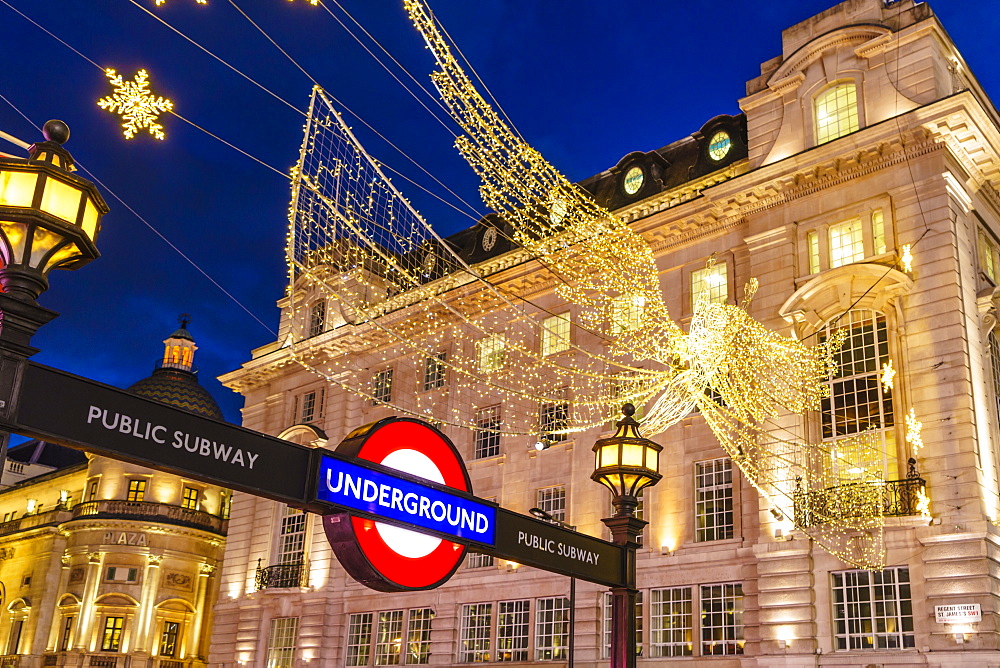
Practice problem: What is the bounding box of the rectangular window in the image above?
[474,405,502,459]
[496,600,529,662]
[981,229,999,284]
[534,597,570,660]
[87,480,98,501]
[815,83,859,145]
[7,620,22,655]
[181,486,199,511]
[536,486,566,524]
[649,587,692,657]
[477,334,507,373]
[266,616,298,668]
[695,459,734,542]
[372,369,394,405]
[832,567,914,650]
[278,506,307,565]
[126,479,146,502]
[347,613,374,667]
[829,217,865,268]
[540,314,570,356]
[459,603,492,663]
[2,512,15,523]
[105,567,139,583]
[423,352,447,391]
[309,300,326,338]
[872,209,886,255]
[60,615,74,652]
[220,492,232,520]
[406,608,434,665]
[299,388,325,423]
[159,621,180,657]
[539,389,569,444]
[101,616,124,652]
[375,610,404,665]
[700,583,744,656]
[691,263,728,309]
[807,231,820,275]
[467,551,495,569]
[611,295,645,335]
[603,591,643,658]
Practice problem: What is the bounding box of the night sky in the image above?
[1,1,997,430]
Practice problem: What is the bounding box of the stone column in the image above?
[132,553,163,659]
[74,552,105,652]
[189,563,215,663]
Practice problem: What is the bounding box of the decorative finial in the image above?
[622,403,636,417]
[178,313,191,329]
[42,120,70,145]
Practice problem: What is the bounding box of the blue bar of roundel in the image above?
[316,456,496,546]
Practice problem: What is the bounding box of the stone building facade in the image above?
[0,325,229,668]
[210,1,1000,666]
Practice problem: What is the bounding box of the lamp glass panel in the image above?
[600,444,619,468]
[621,473,640,494]
[0,171,38,208]
[0,221,28,265]
[81,198,99,240]
[39,177,82,223]
[43,242,82,273]
[621,442,646,467]
[649,448,659,474]
[29,226,65,268]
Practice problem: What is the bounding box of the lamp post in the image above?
[592,403,662,668]
[0,120,108,474]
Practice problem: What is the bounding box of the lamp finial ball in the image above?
[622,403,635,417]
[43,120,70,145]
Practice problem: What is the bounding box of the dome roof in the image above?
[127,367,224,421]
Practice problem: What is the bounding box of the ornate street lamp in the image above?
[593,403,662,668]
[0,120,108,470]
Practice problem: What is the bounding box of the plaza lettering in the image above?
[86,406,259,469]
[516,530,600,565]
[103,531,147,546]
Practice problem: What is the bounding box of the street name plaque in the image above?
[12,363,314,502]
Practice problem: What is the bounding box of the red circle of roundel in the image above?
[323,417,471,592]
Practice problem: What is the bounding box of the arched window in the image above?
[819,309,898,477]
[815,83,860,145]
[308,300,326,338]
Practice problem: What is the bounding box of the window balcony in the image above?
[0,656,21,668]
[794,458,926,528]
[72,499,227,536]
[255,558,307,590]
[0,505,75,538]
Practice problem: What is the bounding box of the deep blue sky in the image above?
[1,1,997,426]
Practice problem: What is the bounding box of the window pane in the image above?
[815,83,860,144]
[536,486,566,524]
[700,583,744,656]
[534,597,570,661]
[539,388,569,444]
[278,506,307,565]
[347,613,373,667]
[695,459,734,542]
[541,314,570,356]
[691,263,727,309]
[406,608,434,665]
[423,352,447,390]
[832,567,914,650]
[474,405,502,459]
[829,217,865,268]
[497,600,529,662]
[372,369,393,405]
[477,334,507,372]
[375,610,403,665]
[650,587,692,657]
[459,603,492,663]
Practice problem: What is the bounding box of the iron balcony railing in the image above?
[794,458,926,528]
[73,500,227,535]
[255,558,307,590]
[0,656,20,668]
[88,657,117,668]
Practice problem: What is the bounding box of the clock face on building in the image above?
[623,166,644,195]
[708,131,732,161]
[482,226,497,252]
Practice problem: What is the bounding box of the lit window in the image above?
[872,209,886,255]
[540,314,570,356]
[266,617,299,668]
[980,229,999,284]
[497,600,529,662]
[459,603,492,663]
[296,388,325,424]
[423,352,447,391]
[474,405,502,459]
[820,310,896,475]
[611,294,645,335]
[476,334,507,372]
[649,587,691,657]
[372,368,393,405]
[220,492,232,520]
[832,567,914,650]
[87,480,99,501]
[535,486,566,524]
[105,566,139,583]
[181,486,200,511]
[159,621,180,657]
[815,83,859,145]
[829,217,865,268]
[375,610,404,665]
[6,620,22,655]
[807,231,820,274]
[708,131,732,161]
[308,300,326,338]
[534,597,570,660]
[277,506,307,565]
[691,263,728,309]
[126,479,146,502]
[101,616,124,652]
[603,591,643,658]
[347,613,373,667]
[539,389,569,444]
[700,583,744,655]
[623,167,644,195]
[406,609,434,665]
[695,459,734,542]
[467,551,495,569]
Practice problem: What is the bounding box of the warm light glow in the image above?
[25,499,35,513]
[0,171,37,207]
[916,488,930,517]
[881,360,895,393]
[97,69,173,140]
[38,177,82,223]
[900,244,913,273]
[905,409,923,453]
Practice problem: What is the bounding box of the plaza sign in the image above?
[4,362,626,590]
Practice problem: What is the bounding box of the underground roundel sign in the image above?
[321,417,479,592]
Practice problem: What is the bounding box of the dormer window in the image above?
[815,83,860,145]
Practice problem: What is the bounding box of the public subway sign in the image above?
[10,363,314,502]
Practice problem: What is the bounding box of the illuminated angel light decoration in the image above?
[905,408,923,453]
[97,69,173,140]
[284,2,895,568]
[881,360,896,393]
[900,243,913,273]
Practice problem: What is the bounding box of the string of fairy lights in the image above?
[1,0,950,569]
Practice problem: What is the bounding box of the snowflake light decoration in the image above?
[881,360,896,393]
[97,69,173,140]
[905,408,923,453]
